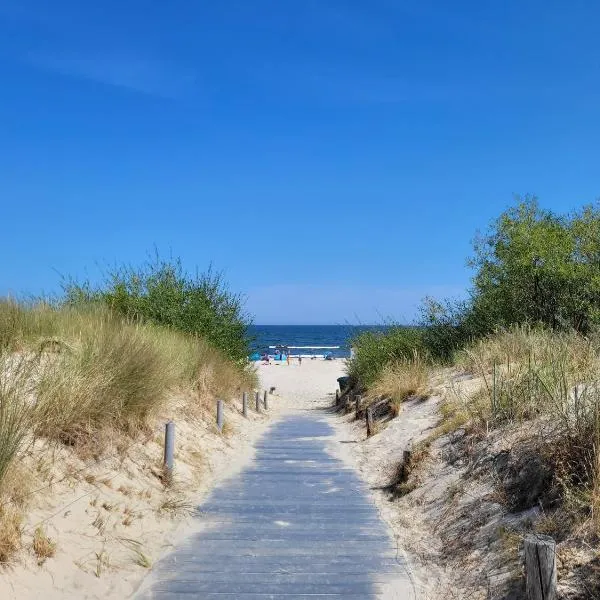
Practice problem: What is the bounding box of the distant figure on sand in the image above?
[298,356,302,366]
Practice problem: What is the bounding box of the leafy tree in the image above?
[469,197,600,333]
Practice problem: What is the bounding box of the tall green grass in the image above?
[0,300,256,472]
[0,354,35,486]
[346,326,424,388]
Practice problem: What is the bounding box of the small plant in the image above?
[0,505,22,563]
[32,526,56,563]
[368,354,429,410]
[92,512,106,535]
[119,538,151,568]
[158,494,194,517]
[94,549,109,577]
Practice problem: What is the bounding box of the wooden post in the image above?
[216,399,224,432]
[492,361,497,415]
[255,391,260,413]
[242,391,248,417]
[263,390,268,409]
[366,406,374,437]
[335,389,339,406]
[163,421,175,479]
[355,394,362,420]
[524,534,557,600]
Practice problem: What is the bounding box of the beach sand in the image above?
[1,358,431,599]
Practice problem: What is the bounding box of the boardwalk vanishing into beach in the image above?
[135,414,413,599]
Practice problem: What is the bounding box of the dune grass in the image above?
[447,327,600,532]
[0,299,256,562]
[0,301,255,444]
[368,355,429,416]
[346,326,425,388]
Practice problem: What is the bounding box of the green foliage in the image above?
[350,196,600,384]
[63,254,252,362]
[347,327,424,388]
[469,197,600,332]
[420,197,600,363]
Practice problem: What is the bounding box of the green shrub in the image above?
[62,254,252,362]
[347,326,424,388]
[419,197,600,363]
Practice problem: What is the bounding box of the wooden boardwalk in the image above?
[135,415,412,599]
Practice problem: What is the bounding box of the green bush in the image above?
[347,326,424,388]
[62,254,252,362]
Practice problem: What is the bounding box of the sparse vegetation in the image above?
[32,526,56,563]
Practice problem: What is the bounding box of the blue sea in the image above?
[248,325,386,359]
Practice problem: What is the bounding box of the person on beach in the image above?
[298,356,302,366]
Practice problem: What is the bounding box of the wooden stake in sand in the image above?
[163,421,175,478]
[366,406,374,437]
[263,390,268,409]
[524,534,556,600]
[255,391,261,413]
[355,394,361,420]
[242,391,248,417]
[216,399,224,432]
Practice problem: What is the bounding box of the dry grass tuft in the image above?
[0,505,22,563]
[158,494,195,517]
[369,354,429,417]
[447,326,600,534]
[32,526,56,563]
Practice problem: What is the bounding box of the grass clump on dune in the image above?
[368,355,429,416]
[448,326,600,534]
[347,326,424,388]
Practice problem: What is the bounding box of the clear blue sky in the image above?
[1,1,598,324]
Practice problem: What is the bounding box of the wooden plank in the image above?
[136,415,411,599]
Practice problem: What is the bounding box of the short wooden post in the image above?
[524,534,557,600]
[366,406,374,437]
[242,391,248,417]
[355,394,362,420]
[163,421,175,479]
[255,391,260,413]
[263,390,268,409]
[335,389,339,406]
[216,399,224,432]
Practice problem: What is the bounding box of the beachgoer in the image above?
[298,356,302,366]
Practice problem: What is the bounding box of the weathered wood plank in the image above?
[525,534,557,600]
[136,415,411,599]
